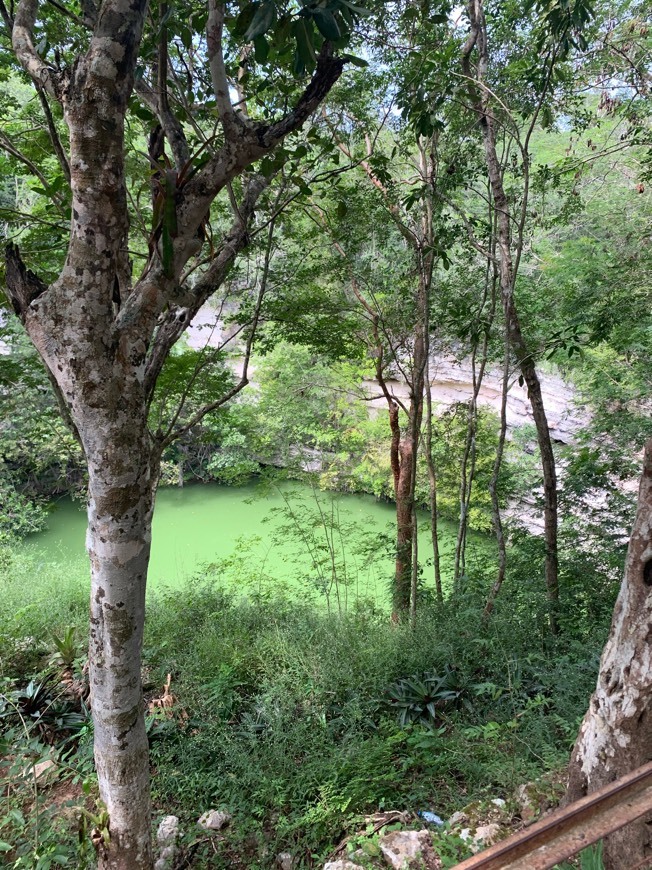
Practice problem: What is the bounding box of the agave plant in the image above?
[50,627,78,670]
[387,666,474,729]
[0,674,88,744]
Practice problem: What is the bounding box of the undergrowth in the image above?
[0,548,607,868]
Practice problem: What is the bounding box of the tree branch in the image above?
[135,77,190,171]
[179,44,345,238]
[35,86,71,183]
[142,174,269,398]
[4,242,49,319]
[12,0,60,99]
[158,223,271,448]
[206,0,249,139]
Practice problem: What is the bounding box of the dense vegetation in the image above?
[0,0,650,867]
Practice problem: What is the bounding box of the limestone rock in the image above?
[323,862,365,870]
[473,824,501,848]
[515,783,536,823]
[24,759,58,787]
[459,823,502,854]
[378,829,441,869]
[277,852,293,870]
[154,816,179,870]
[197,809,231,831]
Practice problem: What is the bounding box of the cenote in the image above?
[22,479,477,608]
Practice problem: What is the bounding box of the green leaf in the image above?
[179,25,193,51]
[253,35,270,63]
[312,7,341,40]
[340,0,372,17]
[293,18,317,71]
[233,3,257,37]
[342,52,368,67]
[245,1,276,41]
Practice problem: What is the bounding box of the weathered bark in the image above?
[7,248,157,866]
[463,0,559,632]
[87,422,156,869]
[566,438,652,869]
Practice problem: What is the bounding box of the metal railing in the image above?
[451,762,652,869]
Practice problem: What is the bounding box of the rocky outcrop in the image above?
[363,356,584,446]
[187,302,583,446]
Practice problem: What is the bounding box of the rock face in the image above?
[187,303,583,447]
[459,822,502,853]
[29,759,58,785]
[364,356,583,446]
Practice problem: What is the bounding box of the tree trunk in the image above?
[394,433,415,615]
[392,271,428,618]
[424,359,443,602]
[484,333,510,619]
[566,438,652,870]
[86,417,155,869]
[463,0,559,632]
[7,3,347,864]
[453,330,490,589]
[513,333,559,632]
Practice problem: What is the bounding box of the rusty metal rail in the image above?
[451,762,652,869]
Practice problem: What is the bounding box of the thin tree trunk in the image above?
[453,282,493,588]
[409,504,418,628]
[484,331,510,619]
[515,338,559,631]
[566,438,652,869]
[463,0,559,632]
[424,359,443,602]
[394,433,416,615]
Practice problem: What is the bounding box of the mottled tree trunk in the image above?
[566,438,652,870]
[86,418,156,869]
[7,4,345,862]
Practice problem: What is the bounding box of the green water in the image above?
[23,481,462,606]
